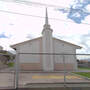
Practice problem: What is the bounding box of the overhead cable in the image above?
[0,9,90,26]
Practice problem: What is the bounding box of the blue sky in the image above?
[0,32,9,38]
[0,0,90,54]
[59,0,90,23]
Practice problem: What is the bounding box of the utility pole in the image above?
[15,52,19,90]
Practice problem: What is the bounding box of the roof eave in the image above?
[53,37,82,49]
[10,37,42,48]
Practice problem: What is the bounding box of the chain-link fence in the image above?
[0,53,15,89]
[0,53,90,89]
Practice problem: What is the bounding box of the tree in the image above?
[0,50,15,65]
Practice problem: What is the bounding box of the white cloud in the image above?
[0,0,90,54]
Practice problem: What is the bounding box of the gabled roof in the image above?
[53,37,82,49]
[10,37,42,48]
[11,36,82,49]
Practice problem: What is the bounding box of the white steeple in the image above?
[45,8,49,25]
[42,8,53,34]
[42,8,54,71]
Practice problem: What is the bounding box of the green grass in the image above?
[74,72,90,78]
[78,67,90,70]
[8,62,14,67]
[74,67,90,78]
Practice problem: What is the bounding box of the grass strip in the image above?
[74,72,90,78]
[78,67,90,70]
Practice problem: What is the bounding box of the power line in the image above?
[0,0,71,9]
[0,0,85,12]
[1,0,90,19]
[0,9,43,18]
[0,9,90,26]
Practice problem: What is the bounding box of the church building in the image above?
[11,9,81,71]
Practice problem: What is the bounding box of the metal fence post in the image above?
[15,52,19,89]
[63,54,66,87]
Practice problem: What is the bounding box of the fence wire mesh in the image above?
[0,53,90,88]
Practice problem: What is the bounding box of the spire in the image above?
[43,8,50,28]
[42,8,53,34]
[45,8,49,25]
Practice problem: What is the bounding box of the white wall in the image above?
[53,38,77,70]
[18,38,42,63]
[53,39,76,54]
[14,37,78,71]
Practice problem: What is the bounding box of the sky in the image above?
[0,0,90,54]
